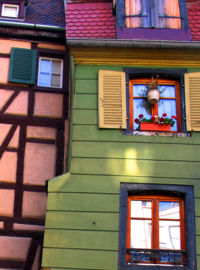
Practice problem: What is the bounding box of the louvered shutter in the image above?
[9,48,37,84]
[184,72,200,131]
[98,70,127,129]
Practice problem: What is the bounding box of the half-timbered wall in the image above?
[0,39,67,269]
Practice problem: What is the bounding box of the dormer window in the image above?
[0,0,28,19]
[125,0,181,29]
[1,3,19,17]
[116,0,190,40]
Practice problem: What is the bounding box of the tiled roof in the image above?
[187,0,200,41]
[25,0,65,27]
[66,2,116,39]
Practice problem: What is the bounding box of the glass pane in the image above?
[159,85,176,98]
[133,84,146,97]
[133,99,151,130]
[130,220,152,248]
[52,60,61,74]
[131,200,152,218]
[2,5,18,17]
[159,221,180,249]
[38,73,50,87]
[159,201,180,219]
[158,99,177,131]
[51,74,61,88]
[40,60,51,73]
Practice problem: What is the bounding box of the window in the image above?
[98,69,200,133]
[118,183,196,270]
[127,195,185,265]
[38,58,63,88]
[125,0,181,29]
[116,0,190,40]
[117,0,188,29]
[129,78,182,132]
[1,3,19,17]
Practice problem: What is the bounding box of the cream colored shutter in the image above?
[98,70,127,129]
[185,72,200,131]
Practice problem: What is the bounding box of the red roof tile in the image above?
[187,0,200,40]
[66,2,116,39]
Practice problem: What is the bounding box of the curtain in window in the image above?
[125,0,141,28]
[165,0,181,29]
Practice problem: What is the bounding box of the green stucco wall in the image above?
[42,64,200,270]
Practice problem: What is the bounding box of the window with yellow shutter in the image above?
[98,69,200,134]
[184,72,200,131]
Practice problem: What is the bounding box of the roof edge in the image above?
[0,20,65,31]
[66,38,200,49]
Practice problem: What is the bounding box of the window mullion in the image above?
[152,199,159,249]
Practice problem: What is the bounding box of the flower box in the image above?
[140,122,171,131]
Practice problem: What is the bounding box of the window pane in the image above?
[133,99,151,130]
[51,74,61,88]
[159,201,180,219]
[133,84,146,97]
[158,99,177,131]
[131,200,152,218]
[40,60,51,73]
[159,85,176,98]
[159,221,180,249]
[52,61,61,74]
[2,5,18,17]
[131,220,152,248]
[38,73,50,87]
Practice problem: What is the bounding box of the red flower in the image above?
[139,114,143,119]
[135,118,139,124]
[151,116,155,121]
[172,115,177,120]
[160,117,165,122]
[162,113,167,117]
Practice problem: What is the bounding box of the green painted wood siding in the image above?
[42,64,200,270]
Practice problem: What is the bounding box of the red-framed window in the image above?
[126,195,186,265]
[129,78,182,132]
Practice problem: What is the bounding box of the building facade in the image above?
[42,0,200,269]
[0,0,68,269]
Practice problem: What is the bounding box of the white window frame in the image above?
[38,57,63,89]
[1,4,19,18]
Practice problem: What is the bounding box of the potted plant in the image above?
[146,80,160,104]
[139,78,165,105]
[135,113,177,131]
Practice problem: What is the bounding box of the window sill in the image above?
[123,130,190,137]
[117,28,191,41]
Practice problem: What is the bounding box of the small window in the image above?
[129,78,182,132]
[1,4,19,18]
[38,58,63,88]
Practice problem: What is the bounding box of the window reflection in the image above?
[159,201,180,219]
[131,200,151,218]
[131,220,152,248]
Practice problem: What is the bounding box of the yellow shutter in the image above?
[98,70,127,129]
[185,72,200,131]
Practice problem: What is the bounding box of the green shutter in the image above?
[9,48,37,84]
